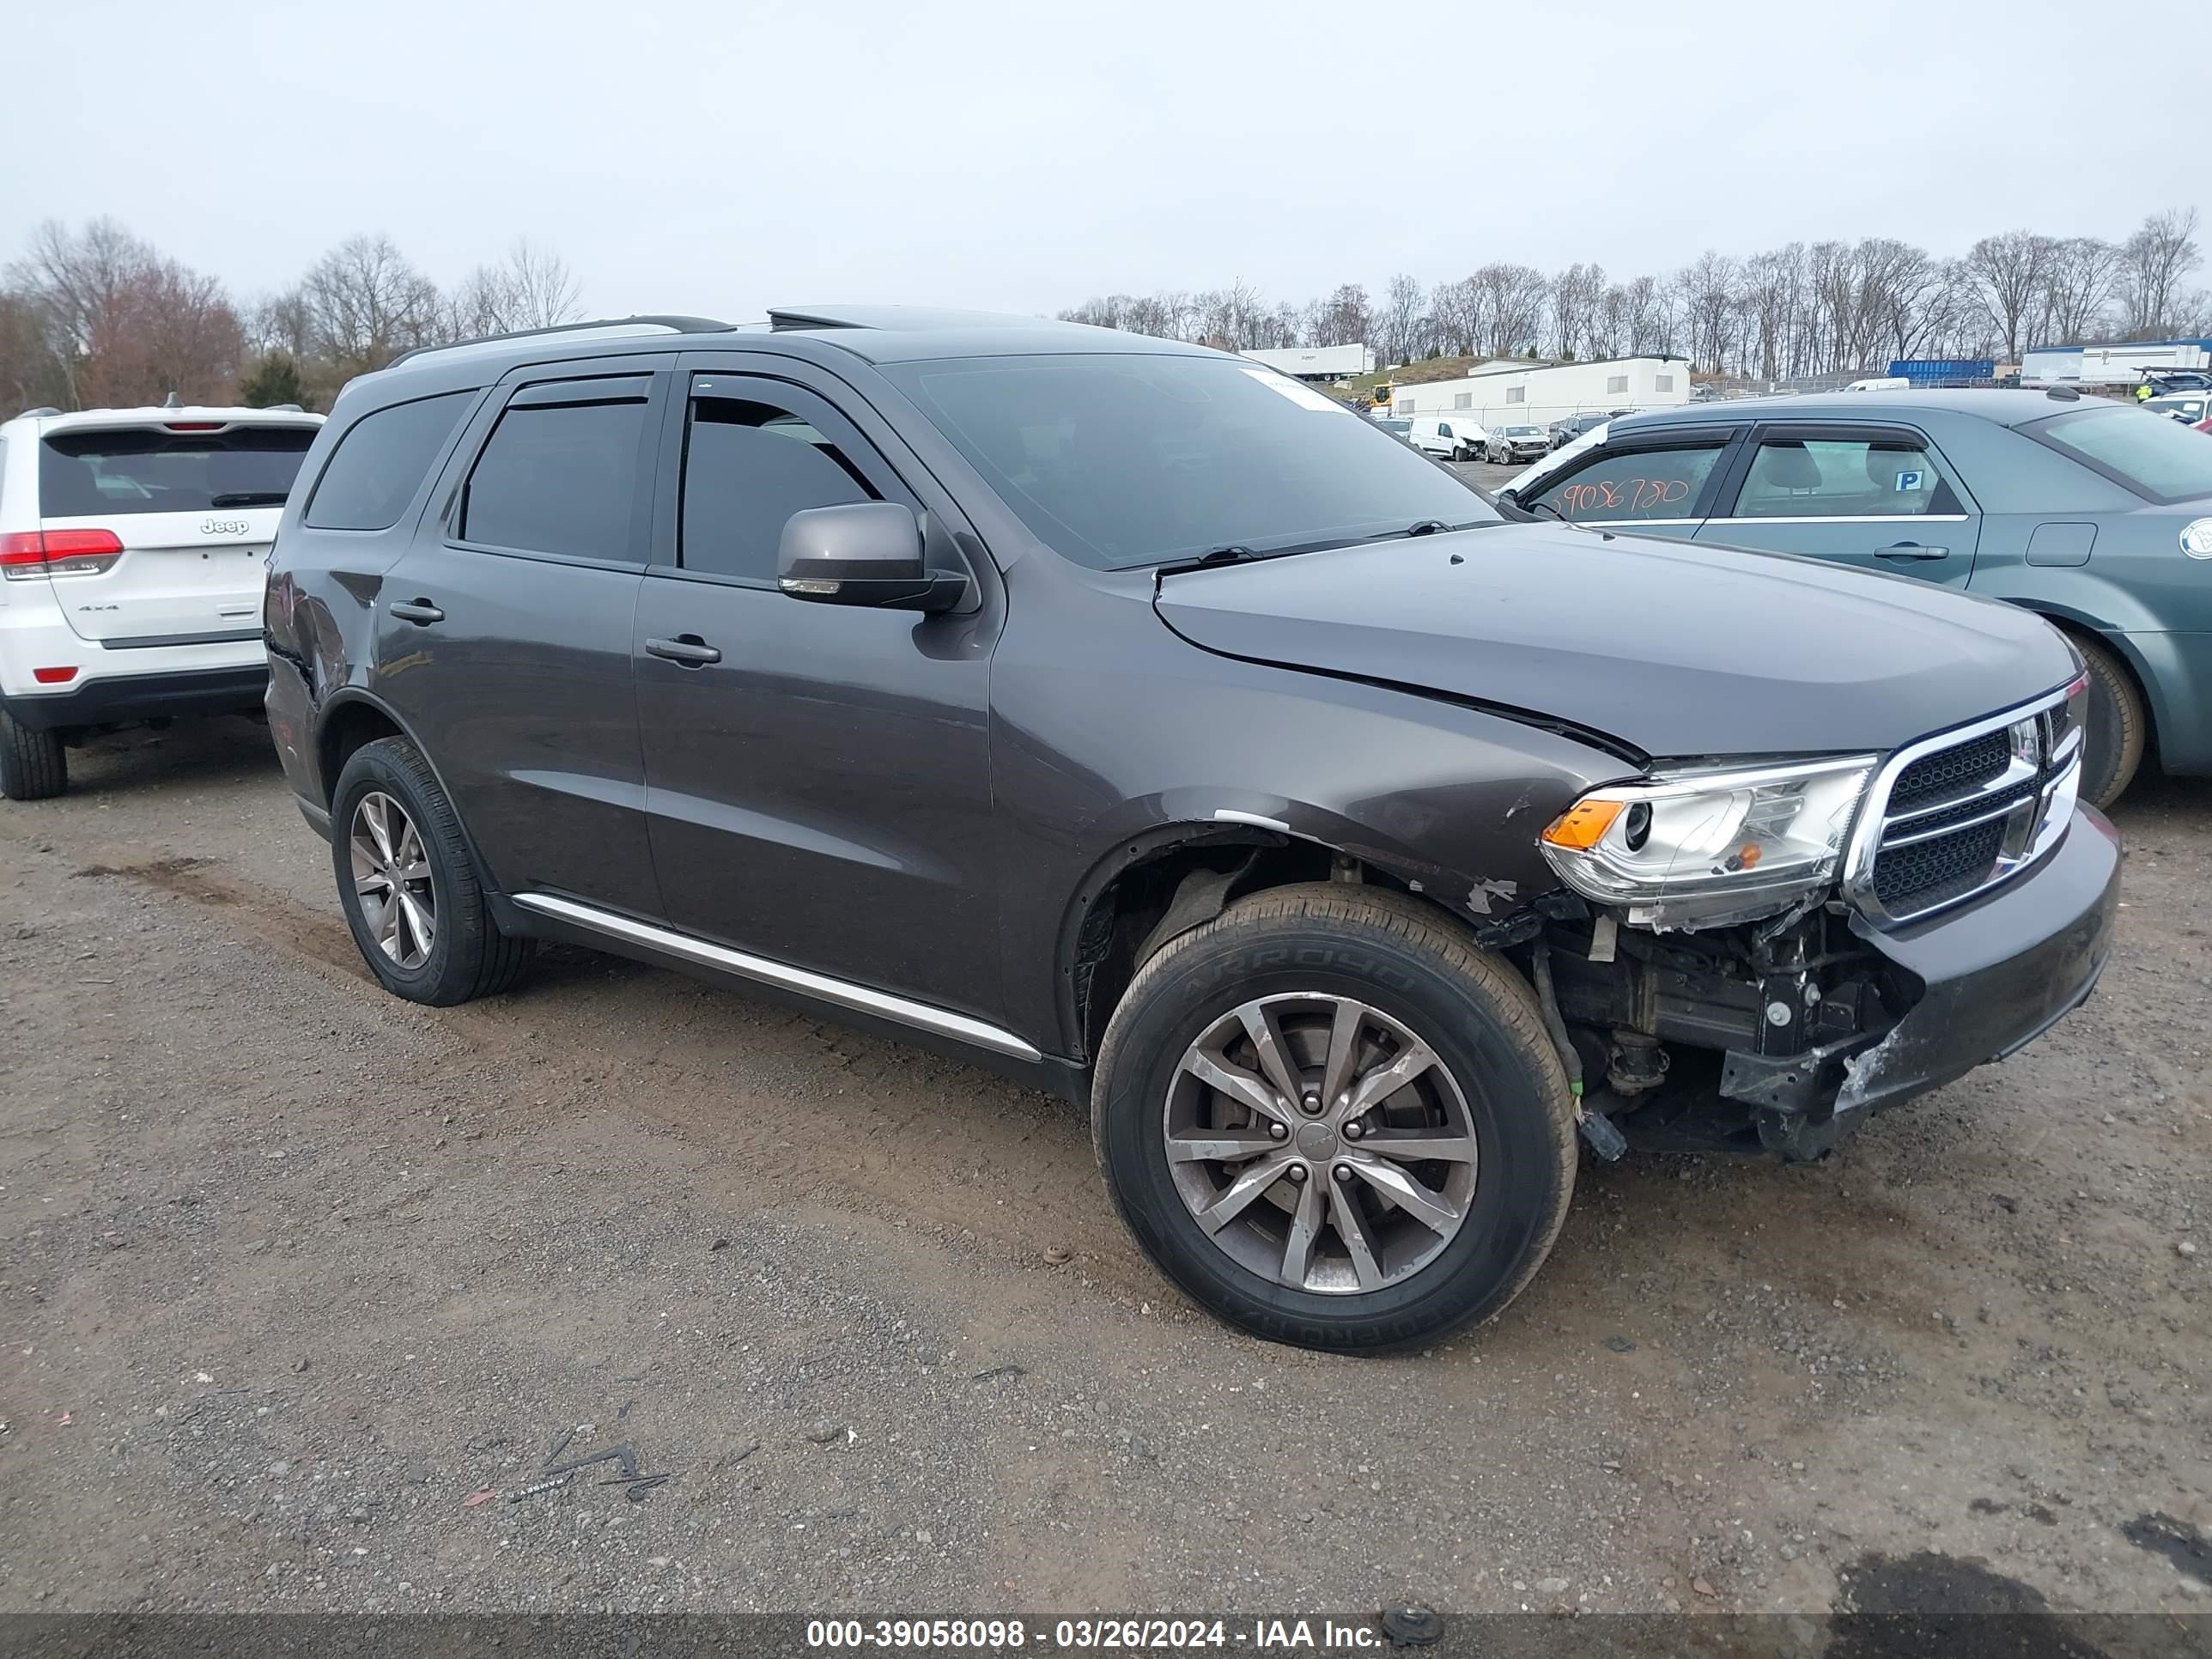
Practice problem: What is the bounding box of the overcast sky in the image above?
[4,0,2206,320]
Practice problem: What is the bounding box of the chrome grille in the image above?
[1888,731,2009,813]
[1843,680,2087,927]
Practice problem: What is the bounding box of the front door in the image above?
[631,363,1002,1019]
[376,360,669,917]
[1694,422,1982,589]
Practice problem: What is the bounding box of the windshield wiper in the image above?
[209,491,289,507]
[1404,519,1451,537]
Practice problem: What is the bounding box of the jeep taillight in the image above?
[0,529,125,580]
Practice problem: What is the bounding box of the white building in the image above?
[2022,339,2212,386]
[1242,343,1375,380]
[1390,356,1692,427]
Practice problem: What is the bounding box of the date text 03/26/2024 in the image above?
[805,1617,1390,1649]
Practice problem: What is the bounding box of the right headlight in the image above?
[1539,756,1877,931]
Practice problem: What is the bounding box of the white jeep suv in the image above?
[0,402,323,798]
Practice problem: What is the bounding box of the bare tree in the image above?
[446,238,585,339]
[1428,277,1479,356]
[1377,273,1426,364]
[1043,203,2203,376]
[2118,209,2201,337]
[300,234,442,376]
[1960,230,2053,361]
[76,260,245,407]
[1542,263,1596,359]
[2040,236,2121,345]
[504,240,582,331]
[1675,251,1740,372]
[1468,264,1547,356]
[0,289,70,412]
[9,217,159,405]
[7,218,244,406]
[1738,244,1804,380]
[1304,283,1370,349]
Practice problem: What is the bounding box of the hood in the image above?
[1152,524,2077,761]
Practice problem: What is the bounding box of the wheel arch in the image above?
[1054,816,1507,1066]
[316,690,410,807]
[314,687,513,895]
[2010,602,2160,762]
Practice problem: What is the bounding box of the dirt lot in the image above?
[1,714,2207,1622]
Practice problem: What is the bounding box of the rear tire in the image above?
[1091,884,1577,1352]
[331,737,532,1006]
[0,709,66,800]
[2069,632,2146,809]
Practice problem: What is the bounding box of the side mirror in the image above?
[1493,486,1519,507]
[776,501,968,612]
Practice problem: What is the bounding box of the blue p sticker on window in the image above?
[1895,469,1925,491]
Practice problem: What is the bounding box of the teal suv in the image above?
[1501,388,2212,805]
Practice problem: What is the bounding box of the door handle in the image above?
[1875,543,1948,561]
[388,599,446,624]
[645,635,722,666]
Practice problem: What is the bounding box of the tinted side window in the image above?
[463,391,649,560]
[304,391,473,531]
[1532,442,1726,522]
[679,397,879,582]
[1733,435,1960,519]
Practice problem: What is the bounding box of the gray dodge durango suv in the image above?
[264,307,2119,1352]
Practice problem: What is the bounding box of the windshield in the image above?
[40,425,317,517]
[880,353,1496,569]
[2029,402,2212,503]
[1504,426,1543,437]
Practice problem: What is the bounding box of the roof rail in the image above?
[385,314,735,370]
[767,303,1048,333]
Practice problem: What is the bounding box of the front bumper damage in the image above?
[1775,804,2119,1152]
[1545,805,2120,1159]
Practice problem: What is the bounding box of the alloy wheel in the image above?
[1163,994,1479,1295]
[349,791,436,970]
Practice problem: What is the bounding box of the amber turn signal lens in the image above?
[1540,798,1625,850]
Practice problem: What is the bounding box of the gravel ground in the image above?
[0,711,2206,1622]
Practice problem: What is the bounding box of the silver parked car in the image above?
[1485,424,1552,465]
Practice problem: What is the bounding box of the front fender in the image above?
[997,664,1617,1058]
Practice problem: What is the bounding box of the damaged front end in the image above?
[1539,902,1917,1159]
[1522,684,2119,1158]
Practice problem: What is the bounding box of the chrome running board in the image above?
[512,891,1042,1061]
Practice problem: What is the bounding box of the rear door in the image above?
[1694,421,1982,588]
[38,417,319,645]
[376,359,668,918]
[1517,424,1743,539]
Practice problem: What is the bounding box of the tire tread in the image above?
[2068,632,2145,809]
[1092,881,1577,1351]
[334,737,531,1005]
[0,709,67,801]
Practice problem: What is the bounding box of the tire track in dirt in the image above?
[52,841,1152,1290]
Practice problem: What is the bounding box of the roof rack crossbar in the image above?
[385,314,735,370]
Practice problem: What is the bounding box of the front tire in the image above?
[1091,884,1577,1352]
[331,737,532,1006]
[2069,632,2145,809]
[0,708,66,800]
